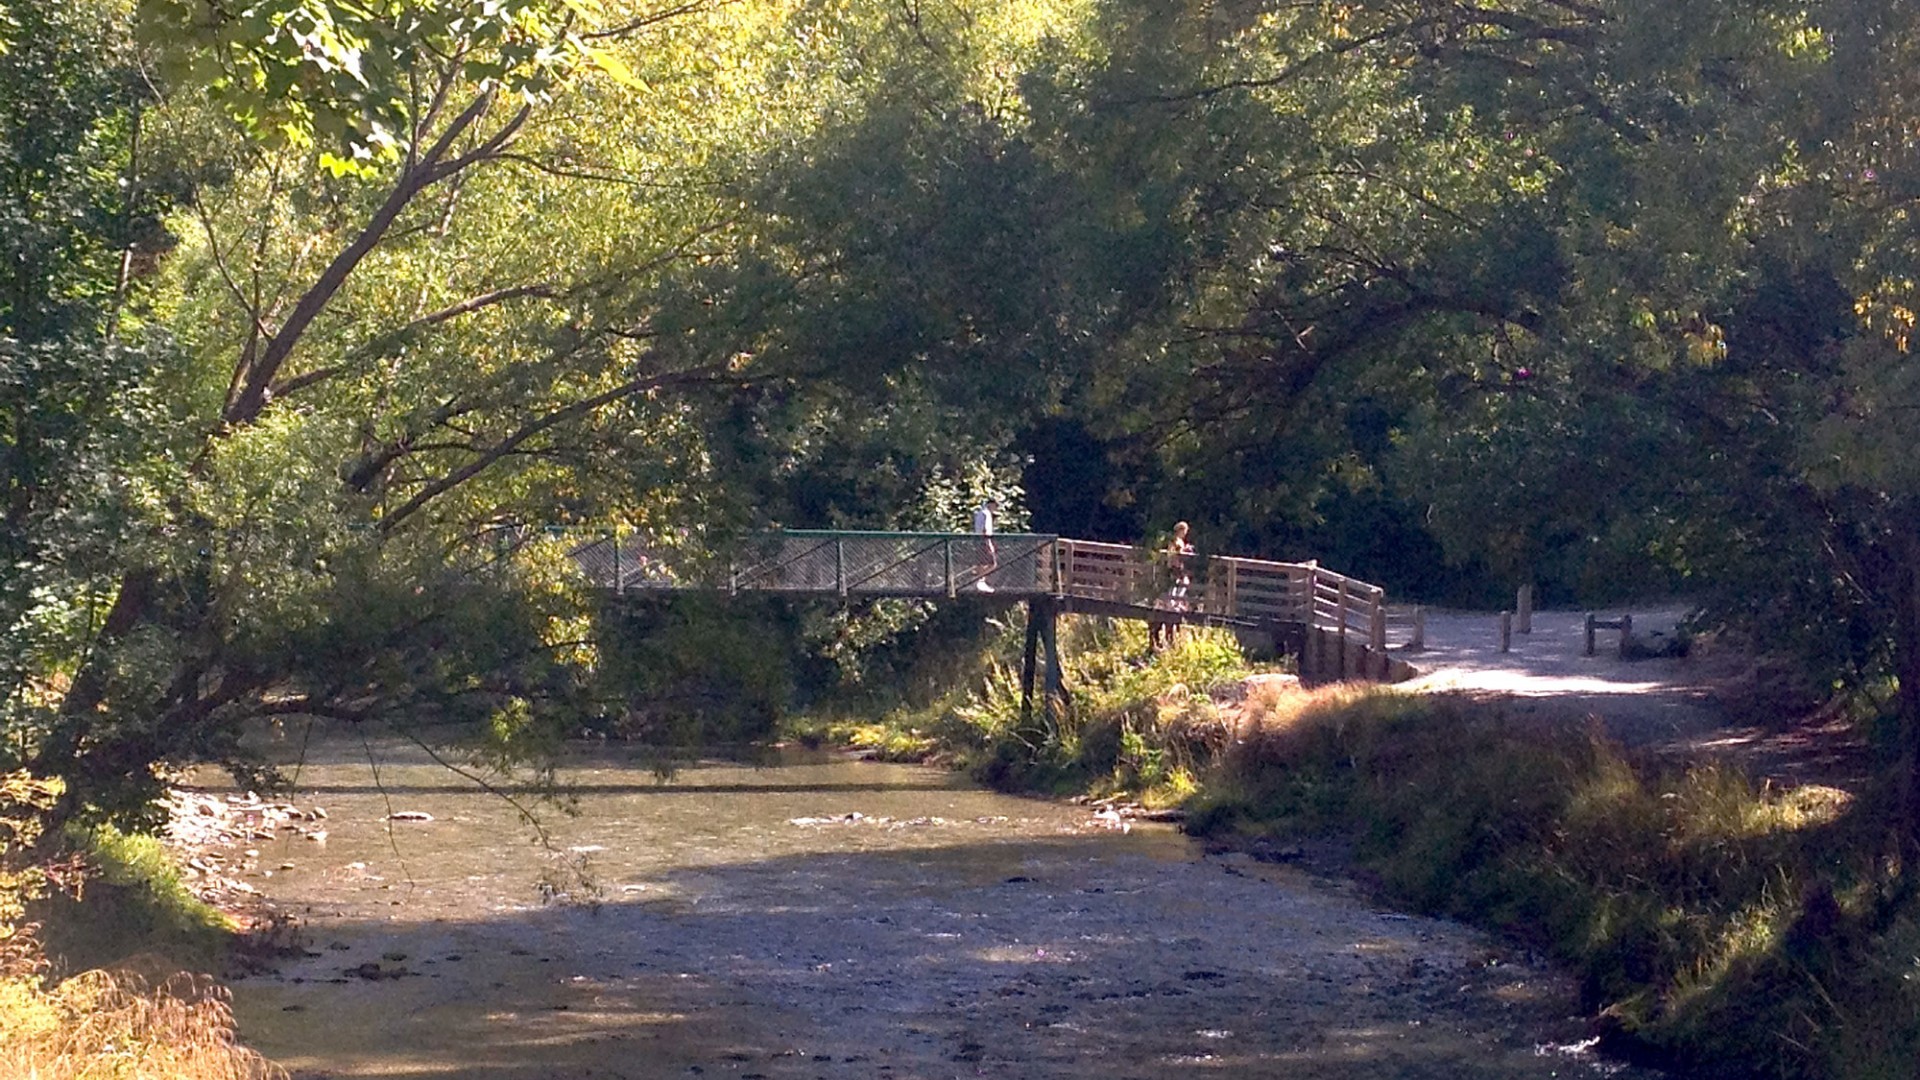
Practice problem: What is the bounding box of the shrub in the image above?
[35,824,234,975]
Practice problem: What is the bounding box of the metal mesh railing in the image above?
[564,533,680,592]
[568,531,1058,597]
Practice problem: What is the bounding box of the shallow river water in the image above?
[216,732,1657,1079]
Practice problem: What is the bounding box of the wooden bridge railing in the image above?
[1049,541,1385,650]
[566,530,1387,652]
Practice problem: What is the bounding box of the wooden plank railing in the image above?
[1052,539,1155,605]
[1051,543,1386,651]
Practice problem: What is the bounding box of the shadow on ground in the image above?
[217,738,1657,1080]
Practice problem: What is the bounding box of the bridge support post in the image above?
[1018,597,1062,739]
[1020,602,1041,727]
[1041,599,1062,731]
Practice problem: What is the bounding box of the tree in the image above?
[0,0,177,804]
[1009,0,1920,851]
[20,0,1120,817]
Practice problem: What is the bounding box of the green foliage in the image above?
[135,0,608,175]
[0,0,183,784]
[586,595,795,745]
[818,613,1256,800]
[36,823,233,973]
[0,772,61,948]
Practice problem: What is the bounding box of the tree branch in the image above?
[224,90,502,425]
[377,366,740,532]
[583,1,731,40]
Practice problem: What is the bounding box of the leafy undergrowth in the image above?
[792,614,1266,802]
[3,773,280,1078]
[35,824,238,975]
[1186,687,1920,1080]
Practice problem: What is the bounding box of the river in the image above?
[211,729,1651,1078]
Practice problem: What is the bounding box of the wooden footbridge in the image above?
[565,530,1410,722]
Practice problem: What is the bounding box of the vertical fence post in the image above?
[1336,578,1349,678]
[1584,613,1597,656]
[1619,613,1633,657]
[835,538,846,597]
[1369,590,1386,653]
[1410,606,1426,651]
[1500,611,1513,653]
[944,538,955,598]
[1517,584,1534,633]
[612,532,622,596]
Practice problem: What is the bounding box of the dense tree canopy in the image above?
[4,0,1920,845]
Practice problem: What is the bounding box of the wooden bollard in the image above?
[1586,612,1634,657]
[1516,584,1533,633]
[1408,606,1426,651]
[1499,611,1513,653]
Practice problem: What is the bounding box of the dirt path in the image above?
[1395,607,1869,784]
[1398,608,1721,745]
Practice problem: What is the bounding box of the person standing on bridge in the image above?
[971,497,999,591]
[1154,521,1195,648]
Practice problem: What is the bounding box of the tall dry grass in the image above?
[1190,686,1919,1080]
[0,960,285,1080]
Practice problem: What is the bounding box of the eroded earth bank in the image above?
[207,733,1662,1079]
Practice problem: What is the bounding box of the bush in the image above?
[802,613,1263,800]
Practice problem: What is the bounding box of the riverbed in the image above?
[212,730,1654,1078]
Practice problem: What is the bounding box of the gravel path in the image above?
[1397,607,1731,749]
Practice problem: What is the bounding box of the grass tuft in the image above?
[35,824,236,975]
[0,963,285,1079]
[1190,687,1920,1079]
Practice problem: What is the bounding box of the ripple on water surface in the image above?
[220,732,1659,1080]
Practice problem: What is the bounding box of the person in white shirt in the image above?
[971,498,999,591]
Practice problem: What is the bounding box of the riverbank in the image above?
[190,735,1649,1079]
[1,776,289,1080]
[814,621,1920,1079]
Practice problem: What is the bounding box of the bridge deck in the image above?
[566,530,1388,652]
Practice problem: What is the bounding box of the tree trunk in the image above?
[1894,528,1920,871]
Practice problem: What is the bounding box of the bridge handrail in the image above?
[564,530,1387,651]
[569,530,1063,597]
[1051,541,1385,650]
